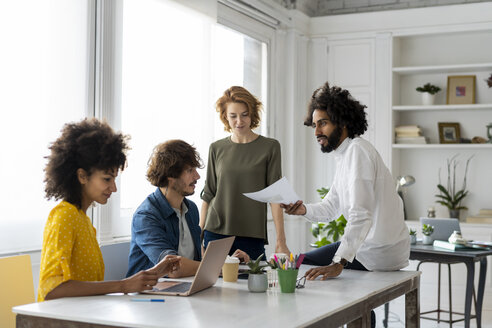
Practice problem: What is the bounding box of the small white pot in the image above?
[422,235,433,245]
[248,273,268,293]
[410,234,417,245]
[421,93,435,106]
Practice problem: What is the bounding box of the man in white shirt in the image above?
[282,82,410,281]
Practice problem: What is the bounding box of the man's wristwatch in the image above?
[332,255,348,267]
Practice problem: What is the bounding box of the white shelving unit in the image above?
[393,104,492,111]
[393,63,492,75]
[391,29,492,221]
[393,144,492,149]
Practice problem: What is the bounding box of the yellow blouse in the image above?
[37,201,105,301]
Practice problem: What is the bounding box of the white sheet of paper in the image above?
[243,177,300,204]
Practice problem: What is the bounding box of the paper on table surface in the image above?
[243,177,300,204]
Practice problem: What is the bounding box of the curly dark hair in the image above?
[44,118,130,208]
[216,86,262,132]
[146,140,203,188]
[304,82,368,138]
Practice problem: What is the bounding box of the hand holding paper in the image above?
[243,177,300,204]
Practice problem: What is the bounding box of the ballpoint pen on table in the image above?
[131,298,165,302]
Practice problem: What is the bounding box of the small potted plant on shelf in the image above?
[485,73,492,88]
[246,255,269,293]
[416,83,441,105]
[435,154,473,220]
[409,228,417,245]
[422,224,434,245]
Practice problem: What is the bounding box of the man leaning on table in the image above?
[281,82,410,281]
[126,140,249,278]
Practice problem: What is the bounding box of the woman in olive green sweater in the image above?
[200,86,290,260]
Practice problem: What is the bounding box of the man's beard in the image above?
[171,180,197,197]
[319,125,343,153]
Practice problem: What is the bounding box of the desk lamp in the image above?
[396,175,415,221]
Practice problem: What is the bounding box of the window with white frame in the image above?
[0,0,93,254]
[0,0,274,252]
[115,0,270,239]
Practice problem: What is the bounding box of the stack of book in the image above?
[466,209,492,224]
[395,125,428,144]
[433,240,492,250]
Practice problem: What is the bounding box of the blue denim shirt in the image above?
[126,188,201,277]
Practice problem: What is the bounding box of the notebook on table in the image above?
[142,236,234,296]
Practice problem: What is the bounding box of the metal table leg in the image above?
[476,257,487,328]
[464,260,475,328]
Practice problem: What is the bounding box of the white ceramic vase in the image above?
[422,235,433,245]
[248,273,268,293]
[421,92,435,106]
[410,234,417,245]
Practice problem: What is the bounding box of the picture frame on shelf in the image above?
[446,75,476,105]
[438,122,461,144]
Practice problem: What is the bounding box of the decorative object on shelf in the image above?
[485,73,492,88]
[246,254,269,293]
[438,122,460,144]
[435,154,473,220]
[422,224,434,245]
[409,228,417,245]
[487,123,492,143]
[446,75,476,104]
[466,209,492,224]
[427,206,436,218]
[396,175,415,220]
[416,83,441,105]
[310,187,346,247]
[471,136,487,144]
[395,125,427,144]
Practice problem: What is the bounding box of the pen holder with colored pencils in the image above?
[277,269,299,293]
[268,253,304,293]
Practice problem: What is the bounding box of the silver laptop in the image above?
[420,218,461,241]
[142,236,234,296]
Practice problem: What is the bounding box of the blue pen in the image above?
[131,298,165,302]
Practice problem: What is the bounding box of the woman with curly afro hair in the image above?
[38,118,180,301]
[281,83,410,327]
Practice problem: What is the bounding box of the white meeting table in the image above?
[14,266,420,328]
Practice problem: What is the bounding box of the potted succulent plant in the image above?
[409,228,417,245]
[422,224,434,245]
[246,255,269,293]
[416,83,441,105]
[435,155,473,220]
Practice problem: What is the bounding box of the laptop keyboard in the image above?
[157,282,192,293]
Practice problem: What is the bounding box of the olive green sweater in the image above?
[201,135,282,242]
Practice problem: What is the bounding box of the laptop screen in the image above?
[420,218,461,241]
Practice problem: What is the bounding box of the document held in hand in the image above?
[243,177,300,204]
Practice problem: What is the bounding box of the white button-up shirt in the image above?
[304,137,410,271]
